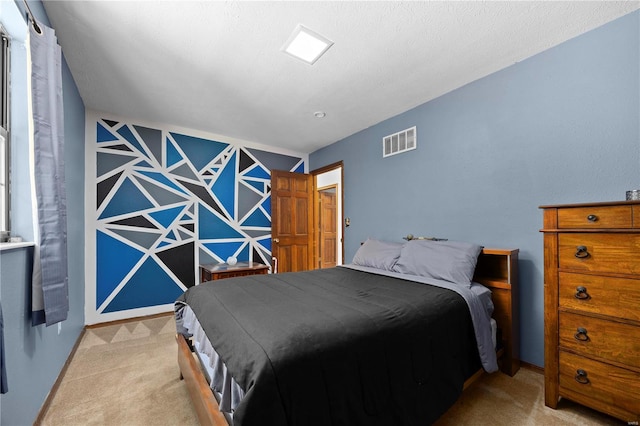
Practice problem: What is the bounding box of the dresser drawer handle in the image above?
[574,246,590,259]
[586,214,598,222]
[574,327,590,342]
[574,286,591,300]
[575,369,590,385]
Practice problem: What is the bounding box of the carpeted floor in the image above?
[41,314,198,425]
[41,314,623,425]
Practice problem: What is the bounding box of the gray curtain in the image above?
[0,302,7,393]
[28,22,68,326]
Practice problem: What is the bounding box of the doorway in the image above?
[317,185,338,268]
[313,162,343,268]
[270,162,343,273]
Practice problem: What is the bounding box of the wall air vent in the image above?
[383,126,416,158]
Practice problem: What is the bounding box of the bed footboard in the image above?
[176,333,229,426]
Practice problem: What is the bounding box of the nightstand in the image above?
[199,261,270,283]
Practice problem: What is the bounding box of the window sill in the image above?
[0,241,35,252]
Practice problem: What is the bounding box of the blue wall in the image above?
[0,1,85,424]
[310,11,640,368]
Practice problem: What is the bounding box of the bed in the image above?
[175,239,519,426]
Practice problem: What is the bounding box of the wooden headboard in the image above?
[473,248,520,377]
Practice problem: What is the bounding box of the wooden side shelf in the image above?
[474,248,520,377]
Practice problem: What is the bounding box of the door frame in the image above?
[311,161,344,267]
[317,184,338,269]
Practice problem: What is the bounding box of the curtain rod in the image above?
[21,0,42,34]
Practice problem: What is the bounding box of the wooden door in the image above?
[311,161,344,266]
[270,170,314,273]
[318,187,337,268]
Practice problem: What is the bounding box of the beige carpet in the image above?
[41,314,622,425]
[40,314,198,425]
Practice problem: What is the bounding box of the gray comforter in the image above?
[175,265,496,426]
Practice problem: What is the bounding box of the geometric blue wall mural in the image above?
[95,119,305,314]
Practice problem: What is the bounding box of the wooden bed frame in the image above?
[176,248,520,426]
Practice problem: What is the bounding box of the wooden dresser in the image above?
[540,201,640,422]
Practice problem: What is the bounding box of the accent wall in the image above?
[310,11,640,368]
[86,112,307,324]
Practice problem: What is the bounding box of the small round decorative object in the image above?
[626,190,640,200]
[406,234,414,241]
[227,256,237,266]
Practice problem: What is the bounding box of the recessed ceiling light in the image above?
[314,111,326,118]
[281,24,334,65]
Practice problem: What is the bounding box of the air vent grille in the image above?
[383,126,416,158]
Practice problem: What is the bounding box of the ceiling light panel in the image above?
[282,24,334,65]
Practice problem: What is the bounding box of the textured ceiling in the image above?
[43,1,640,154]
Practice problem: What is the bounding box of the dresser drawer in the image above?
[559,312,640,368]
[557,206,632,229]
[559,351,640,419]
[559,272,640,322]
[558,233,640,274]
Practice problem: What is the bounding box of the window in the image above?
[0,26,9,241]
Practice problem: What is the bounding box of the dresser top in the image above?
[200,261,269,272]
[539,200,640,209]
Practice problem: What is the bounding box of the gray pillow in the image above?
[392,240,483,287]
[352,239,403,271]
